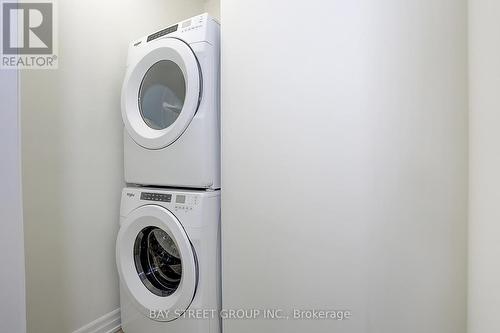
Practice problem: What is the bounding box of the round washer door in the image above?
[121,38,201,149]
[116,205,198,321]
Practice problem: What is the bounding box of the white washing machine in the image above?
[116,187,221,333]
[121,13,220,189]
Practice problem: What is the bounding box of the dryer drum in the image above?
[134,226,182,297]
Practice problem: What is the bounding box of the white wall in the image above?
[0,69,26,333]
[205,0,220,20]
[21,1,208,332]
[468,1,500,332]
[221,1,467,333]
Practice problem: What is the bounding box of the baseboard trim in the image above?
[72,308,121,333]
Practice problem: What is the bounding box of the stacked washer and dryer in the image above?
[116,14,221,333]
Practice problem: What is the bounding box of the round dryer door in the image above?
[116,205,198,321]
[121,38,201,149]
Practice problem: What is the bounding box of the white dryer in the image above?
[121,14,220,189]
[116,187,221,333]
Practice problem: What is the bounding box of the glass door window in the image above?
[134,226,182,297]
[138,60,186,130]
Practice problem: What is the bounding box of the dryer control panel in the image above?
[179,14,206,34]
[134,13,216,49]
[145,14,205,43]
[147,24,178,42]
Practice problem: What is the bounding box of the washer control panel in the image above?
[140,192,172,202]
[174,194,198,212]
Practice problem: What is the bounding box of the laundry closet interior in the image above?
[22,2,222,333]
[10,0,499,333]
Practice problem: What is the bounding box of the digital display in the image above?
[147,24,178,42]
[176,195,186,204]
[140,192,171,202]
